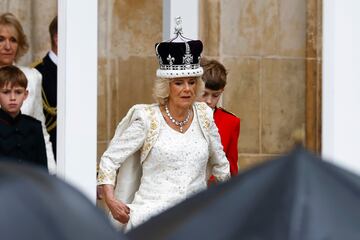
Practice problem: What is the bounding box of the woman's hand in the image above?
[106,198,130,224]
[102,184,130,224]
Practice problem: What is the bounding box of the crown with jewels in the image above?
[155,17,203,78]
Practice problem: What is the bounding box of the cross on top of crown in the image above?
[174,16,183,35]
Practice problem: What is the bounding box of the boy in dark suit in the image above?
[35,16,57,159]
[0,65,47,169]
[199,59,240,178]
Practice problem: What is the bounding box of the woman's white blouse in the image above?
[18,66,56,174]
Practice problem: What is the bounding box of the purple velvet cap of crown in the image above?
[155,40,203,78]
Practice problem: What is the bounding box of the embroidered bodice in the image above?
[126,107,209,228]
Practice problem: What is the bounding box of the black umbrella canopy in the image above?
[128,147,360,240]
[0,161,126,240]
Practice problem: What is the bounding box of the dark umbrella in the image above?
[128,147,360,240]
[0,160,126,240]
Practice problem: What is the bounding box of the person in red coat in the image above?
[199,59,240,179]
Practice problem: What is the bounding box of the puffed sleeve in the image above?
[208,111,231,182]
[97,108,147,186]
[18,66,56,174]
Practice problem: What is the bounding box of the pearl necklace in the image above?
[165,104,191,133]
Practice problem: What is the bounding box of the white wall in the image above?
[323,0,360,175]
[163,0,199,40]
[57,0,98,201]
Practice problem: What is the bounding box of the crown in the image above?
[155,17,204,78]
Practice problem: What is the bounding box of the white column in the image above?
[57,0,98,201]
[163,0,200,40]
[323,0,360,175]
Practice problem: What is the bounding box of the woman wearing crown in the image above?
[97,28,230,231]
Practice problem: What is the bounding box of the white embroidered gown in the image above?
[98,104,230,230]
[127,107,209,228]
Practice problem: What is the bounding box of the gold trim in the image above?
[42,87,57,132]
[42,88,57,116]
[141,106,159,161]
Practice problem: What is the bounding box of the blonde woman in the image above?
[98,37,230,231]
[0,13,55,173]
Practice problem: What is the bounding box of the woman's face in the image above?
[0,25,18,66]
[168,77,197,109]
